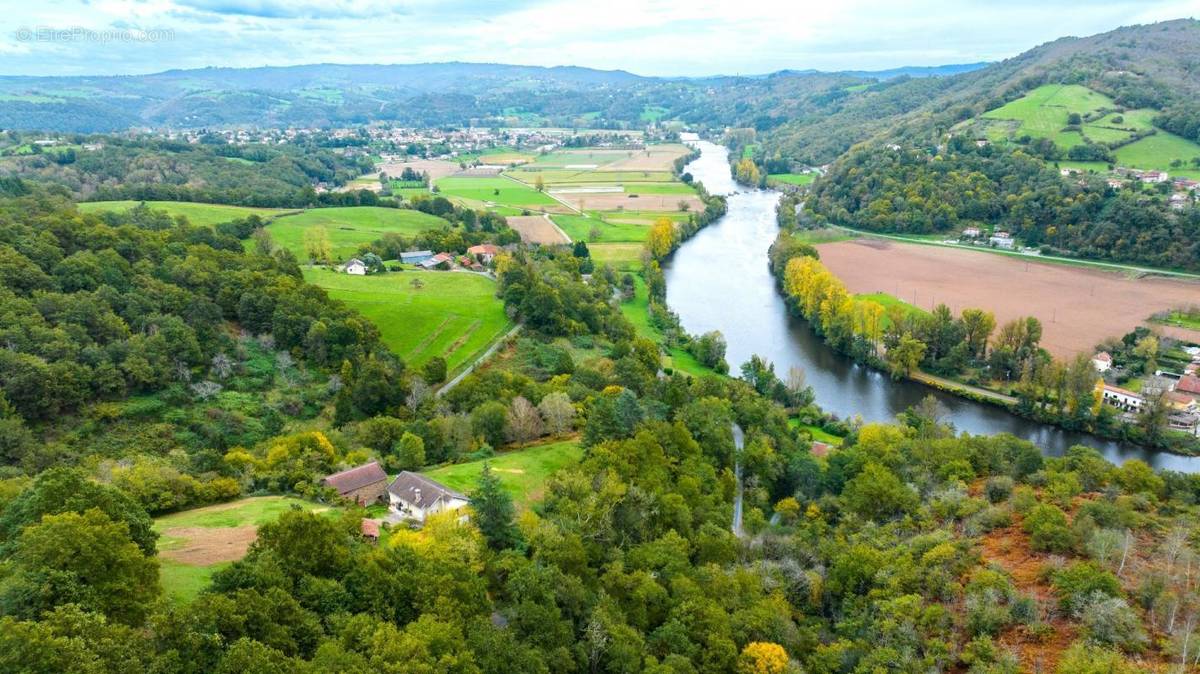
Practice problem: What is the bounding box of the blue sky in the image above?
[0,0,1197,77]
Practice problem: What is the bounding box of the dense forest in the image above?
[0,133,374,206]
[804,138,1200,271]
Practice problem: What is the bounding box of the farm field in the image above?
[551,214,648,243]
[78,200,290,227]
[1113,130,1200,172]
[435,176,562,210]
[817,238,1200,358]
[588,242,644,271]
[554,191,703,212]
[266,206,449,260]
[422,440,582,508]
[303,268,511,375]
[982,84,1117,143]
[377,157,460,180]
[507,214,571,244]
[154,496,330,603]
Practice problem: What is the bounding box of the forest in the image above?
[803,138,1200,271]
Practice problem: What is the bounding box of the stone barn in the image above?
[321,461,388,505]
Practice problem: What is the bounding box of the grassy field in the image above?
[154,496,328,603]
[982,84,1116,143]
[589,242,645,271]
[304,268,511,375]
[422,440,583,508]
[1114,131,1200,171]
[856,292,931,326]
[266,207,449,260]
[768,173,815,186]
[436,176,560,209]
[551,214,648,243]
[79,200,290,227]
[1155,309,1200,331]
[619,275,710,376]
[789,420,845,446]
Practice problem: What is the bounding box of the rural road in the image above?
[436,323,522,397]
[731,423,745,538]
[910,370,1018,407]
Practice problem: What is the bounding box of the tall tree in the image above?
[470,463,520,551]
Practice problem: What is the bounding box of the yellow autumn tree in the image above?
[738,642,789,674]
[303,226,332,265]
[646,217,676,259]
[735,158,761,185]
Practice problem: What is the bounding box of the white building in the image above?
[387,472,468,523]
[1101,384,1144,413]
[989,232,1015,249]
[344,258,367,275]
[1092,352,1113,373]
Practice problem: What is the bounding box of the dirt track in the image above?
[817,239,1200,358]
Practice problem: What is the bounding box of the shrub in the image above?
[1024,503,1075,553]
[1053,562,1122,614]
[1078,593,1146,652]
[984,476,1014,503]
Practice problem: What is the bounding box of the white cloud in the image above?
[0,0,1196,76]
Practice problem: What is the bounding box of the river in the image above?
[665,141,1200,472]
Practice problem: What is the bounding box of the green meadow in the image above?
[422,440,583,508]
[551,214,649,243]
[267,207,449,260]
[435,176,560,209]
[78,200,290,227]
[1114,131,1200,172]
[304,268,511,375]
[768,173,815,186]
[154,496,329,603]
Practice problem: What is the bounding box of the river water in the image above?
[665,141,1200,472]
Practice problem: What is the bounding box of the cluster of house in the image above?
[1055,167,1198,210]
[960,228,1016,249]
[1094,350,1200,436]
[343,244,502,275]
[320,461,469,537]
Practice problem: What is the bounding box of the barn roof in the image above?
[322,461,388,495]
[1178,375,1200,396]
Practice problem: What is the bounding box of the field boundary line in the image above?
[437,323,522,396]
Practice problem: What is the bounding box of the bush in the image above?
[1078,593,1146,652]
[1024,503,1075,553]
[1053,562,1122,614]
[984,476,1014,503]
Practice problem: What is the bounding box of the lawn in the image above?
[304,268,512,375]
[266,207,450,260]
[768,173,815,186]
[422,440,583,508]
[855,292,931,326]
[589,242,645,271]
[154,496,328,603]
[436,176,560,209]
[789,420,845,446]
[78,200,290,227]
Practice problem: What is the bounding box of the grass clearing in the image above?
[304,268,511,374]
[266,207,449,261]
[153,496,328,603]
[856,292,931,326]
[551,214,648,243]
[79,200,290,227]
[768,173,815,186]
[422,440,583,507]
[1114,131,1200,171]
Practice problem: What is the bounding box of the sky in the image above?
[0,0,1197,77]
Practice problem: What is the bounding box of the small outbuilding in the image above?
[400,250,435,265]
[344,258,367,275]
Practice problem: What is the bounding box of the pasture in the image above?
[376,157,460,181]
[266,206,449,260]
[435,176,561,210]
[422,440,583,508]
[816,238,1200,358]
[768,173,815,186]
[304,268,512,374]
[154,496,329,603]
[551,214,648,243]
[78,200,290,227]
[1114,131,1200,172]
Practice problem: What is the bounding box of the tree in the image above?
[537,392,575,435]
[506,396,543,444]
[396,432,426,471]
[646,218,676,259]
[534,175,545,192]
[471,401,509,447]
[302,226,332,266]
[470,463,520,550]
[0,509,160,625]
[886,334,926,378]
[738,642,789,674]
[841,463,917,521]
[960,308,996,360]
[422,356,447,385]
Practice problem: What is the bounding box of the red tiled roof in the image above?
[468,244,500,255]
[1093,352,1112,362]
[361,519,381,538]
[1178,375,1200,395]
[322,461,387,495]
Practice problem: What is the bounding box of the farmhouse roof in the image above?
[322,461,388,495]
[1177,375,1200,396]
[468,244,501,255]
[1093,352,1112,363]
[360,518,381,539]
[387,471,465,509]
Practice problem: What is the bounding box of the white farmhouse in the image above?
[1092,352,1112,373]
[344,258,367,275]
[989,232,1015,249]
[387,472,468,523]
